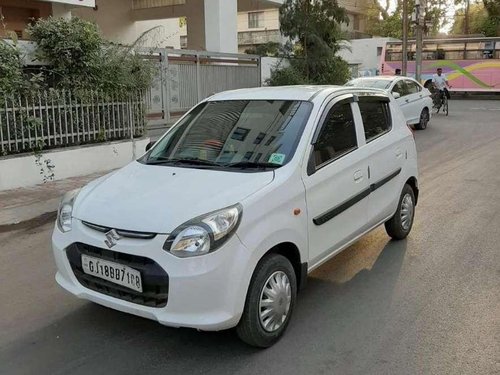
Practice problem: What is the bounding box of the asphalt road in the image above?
[1,100,499,375]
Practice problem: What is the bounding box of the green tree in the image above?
[269,0,351,86]
[482,0,500,16]
[425,0,451,36]
[451,2,498,36]
[367,0,452,38]
[480,0,500,35]
[366,2,404,38]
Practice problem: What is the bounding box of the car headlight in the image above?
[163,204,242,258]
[57,189,80,233]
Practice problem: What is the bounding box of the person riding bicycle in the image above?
[432,68,450,108]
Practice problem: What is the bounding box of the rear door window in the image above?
[392,81,409,97]
[405,80,421,94]
[358,96,392,142]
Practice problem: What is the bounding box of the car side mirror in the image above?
[145,141,155,152]
[392,92,401,99]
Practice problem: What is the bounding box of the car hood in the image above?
[73,161,274,233]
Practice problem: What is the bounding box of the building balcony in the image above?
[347,31,372,40]
[238,29,282,46]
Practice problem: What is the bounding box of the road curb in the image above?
[0,211,57,233]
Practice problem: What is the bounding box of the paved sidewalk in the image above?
[4,117,182,230]
[0,171,112,228]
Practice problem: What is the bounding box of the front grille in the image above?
[66,243,169,307]
[82,221,157,239]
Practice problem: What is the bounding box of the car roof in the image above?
[353,76,396,81]
[207,85,383,101]
[352,76,420,83]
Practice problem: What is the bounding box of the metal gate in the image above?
[142,49,261,127]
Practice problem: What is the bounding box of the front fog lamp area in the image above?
[57,189,80,233]
[163,204,242,258]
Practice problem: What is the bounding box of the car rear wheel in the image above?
[236,254,297,348]
[415,108,429,130]
[385,184,415,240]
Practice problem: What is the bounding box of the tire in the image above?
[415,108,429,130]
[444,98,449,116]
[385,184,416,240]
[236,254,297,348]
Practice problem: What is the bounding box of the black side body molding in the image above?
[313,168,402,226]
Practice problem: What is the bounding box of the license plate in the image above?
[81,254,143,293]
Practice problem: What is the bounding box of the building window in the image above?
[254,132,266,144]
[377,47,383,56]
[265,136,276,146]
[353,14,360,31]
[248,12,264,29]
[180,36,187,49]
[231,127,250,141]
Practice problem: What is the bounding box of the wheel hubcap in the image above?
[420,111,428,127]
[400,193,414,231]
[259,271,292,332]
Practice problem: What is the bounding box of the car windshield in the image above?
[345,79,392,89]
[141,100,313,171]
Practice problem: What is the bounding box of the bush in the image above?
[268,55,351,86]
[312,56,351,85]
[27,17,154,93]
[0,41,24,93]
[28,17,102,89]
[268,64,307,86]
[98,44,155,92]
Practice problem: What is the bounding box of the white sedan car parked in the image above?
[346,76,433,130]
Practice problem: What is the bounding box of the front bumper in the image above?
[52,220,253,331]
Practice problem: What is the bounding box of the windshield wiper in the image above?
[146,157,222,167]
[224,161,280,169]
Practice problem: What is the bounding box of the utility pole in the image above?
[464,0,470,34]
[402,0,408,76]
[414,0,425,83]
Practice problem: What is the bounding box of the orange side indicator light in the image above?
[293,208,301,216]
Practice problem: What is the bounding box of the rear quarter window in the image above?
[358,97,392,142]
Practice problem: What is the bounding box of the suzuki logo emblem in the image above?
[104,229,121,249]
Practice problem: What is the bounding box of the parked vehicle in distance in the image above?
[52,86,419,348]
[381,37,500,93]
[345,76,433,130]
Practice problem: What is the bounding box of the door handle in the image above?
[396,148,403,158]
[354,170,363,182]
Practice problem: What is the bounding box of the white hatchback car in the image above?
[346,76,433,130]
[52,86,419,348]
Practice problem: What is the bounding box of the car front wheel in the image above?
[385,184,416,240]
[236,253,297,348]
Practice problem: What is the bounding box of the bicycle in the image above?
[432,89,449,116]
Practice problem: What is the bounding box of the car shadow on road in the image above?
[0,230,409,375]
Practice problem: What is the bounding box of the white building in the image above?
[73,0,181,48]
[0,0,283,53]
[338,37,400,77]
[0,0,93,39]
